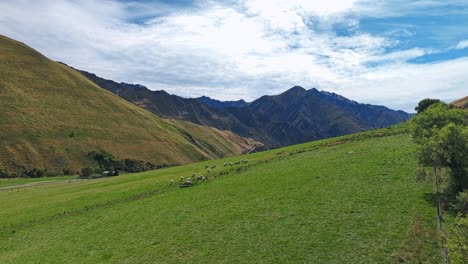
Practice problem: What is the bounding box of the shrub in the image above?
[0,168,13,178]
[62,168,74,175]
[446,215,468,264]
[24,168,47,178]
[86,151,158,175]
[455,191,468,216]
[122,159,156,173]
[88,151,121,171]
[80,167,94,178]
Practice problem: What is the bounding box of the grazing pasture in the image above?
[0,127,442,263]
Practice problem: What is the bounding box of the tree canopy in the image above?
[411,102,468,192]
[414,98,442,114]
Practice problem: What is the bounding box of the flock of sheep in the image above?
[171,159,249,188]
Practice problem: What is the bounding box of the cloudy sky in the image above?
[1,0,467,111]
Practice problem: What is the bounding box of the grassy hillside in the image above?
[0,35,260,173]
[451,96,468,109]
[0,126,442,263]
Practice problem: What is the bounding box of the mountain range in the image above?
[78,69,411,148]
[0,35,260,173]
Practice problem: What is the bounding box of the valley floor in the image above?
[0,130,442,263]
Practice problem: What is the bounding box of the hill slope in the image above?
[78,70,410,147]
[0,35,260,173]
[0,126,441,263]
[451,96,468,109]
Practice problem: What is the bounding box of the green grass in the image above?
[0,35,259,172]
[0,175,78,188]
[0,128,442,263]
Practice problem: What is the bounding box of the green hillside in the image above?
[0,35,260,173]
[0,126,442,263]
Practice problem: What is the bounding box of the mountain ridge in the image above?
[77,68,410,148]
[450,96,468,109]
[196,96,248,109]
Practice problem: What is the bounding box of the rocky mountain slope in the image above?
[80,70,410,148]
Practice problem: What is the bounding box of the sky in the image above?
[1,0,467,112]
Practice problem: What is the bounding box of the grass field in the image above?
[0,175,78,188]
[0,128,442,263]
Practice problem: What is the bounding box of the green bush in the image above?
[0,168,13,178]
[80,167,94,178]
[24,168,47,178]
[88,151,121,171]
[446,215,468,264]
[122,159,156,173]
[455,191,468,216]
[62,168,75,176]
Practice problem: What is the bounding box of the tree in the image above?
[411,102,468,192]
[415,98,441,114]
[437,124,468,192]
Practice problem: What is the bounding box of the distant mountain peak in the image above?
[311,89,357,105]
[120,82,147,89]
[279,86,307,97]
[287,86,307,92]
[195,96,248,109]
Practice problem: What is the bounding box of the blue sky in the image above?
[1,0,467,111]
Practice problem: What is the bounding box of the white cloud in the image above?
[455,40,468,50]
[352,0,468,18]
[364,48,431,64]
[0,0,466,112]
[337,58,468,110]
